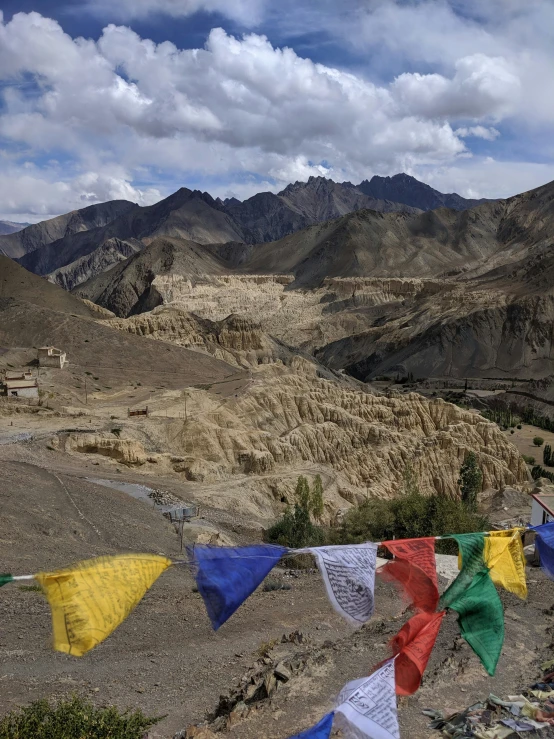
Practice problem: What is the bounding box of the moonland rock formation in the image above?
[105,307,308,369]
[55,363,527,521]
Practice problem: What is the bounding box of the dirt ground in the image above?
[503,424,554,464]
[0,435,554,738]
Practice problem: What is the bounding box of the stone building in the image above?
[1,377,39,399]
[38,346,67,368]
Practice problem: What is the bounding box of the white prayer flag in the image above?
[309,543,378,625]
[335,660,400,739]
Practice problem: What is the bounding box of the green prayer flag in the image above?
[448,568,504,675]
[439,532,486,609]
[0,574,13,587]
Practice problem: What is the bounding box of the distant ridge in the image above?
[358,173,491,211]
[1,172,499,286]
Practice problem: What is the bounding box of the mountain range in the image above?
[5,170,554,385]
[0,220,30,236]
[0,173,484,290]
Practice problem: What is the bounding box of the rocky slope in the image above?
[358,172,491,211]
[0,200,136,259]
[151,364,527,503]
[105,307,315,369]
[0,255,239,390]
[48,238,141,290]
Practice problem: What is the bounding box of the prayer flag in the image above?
[440,532,486,609]
[187,544,286,630]
[36,554,172,657]
[288,712,334,739]
[0,574,14,587]
[447,568,504,675]
[383,538,438,585]
[309,543,378,625]
[335,660,400,739]
[380,537,438,612]
[531,522,554,580]
[485,529,527,599]
[390,610,446,695]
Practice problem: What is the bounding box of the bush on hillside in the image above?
[522,454,535,465]
[0,696,159,739]
[331,491,490,555]
[534,436,545,447]
[265,503,325,549]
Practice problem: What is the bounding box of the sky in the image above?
[0,0,553,222]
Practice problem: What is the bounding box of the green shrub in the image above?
[0,695,159,739]
[517,424,522,429]
[522,455,535,465]
[534,436,545,447]
[111,428,122,438]
[332,490,489,555]
[265,503,325,549]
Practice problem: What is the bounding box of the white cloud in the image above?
[0,7,551,219]
[0,163,160,221]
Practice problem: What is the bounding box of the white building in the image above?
[2,378,39,399]
[531,492,554,527]
[38,346,67,368]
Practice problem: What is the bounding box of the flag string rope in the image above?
[3,528,532,578]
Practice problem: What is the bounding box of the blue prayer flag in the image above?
[531,522,554,580]
[187,544,287,630]
[288,712,334,739]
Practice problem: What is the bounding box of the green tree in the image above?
[265,503,325,549]
[534,436,545,447]
[296,475,311,511]
[402,464,420,496]
[311,474,325,523]
[458,452,483,513]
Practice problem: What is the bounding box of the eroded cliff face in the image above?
[162,365,527,504]
[106,306,296,368]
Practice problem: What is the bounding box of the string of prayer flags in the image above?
[380,538,438,613]
[388,610,446,695]
[186,544,287,630]
[531,522,554,580]
[446,568,504,675]
[485,529,527,599]
[288,712,334,739]
[334,660,400,739]
[36,553,172,657]
[309,543,378,625]
[0,574,14,588]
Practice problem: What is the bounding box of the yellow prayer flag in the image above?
[36,553,172,657]
[484,529,527,600]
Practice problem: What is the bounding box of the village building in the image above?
[531,492,554,526]
[38,346,67,368]
[1,377,39,399]
[4,370,34,382]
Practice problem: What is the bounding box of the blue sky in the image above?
[0,0,553,221]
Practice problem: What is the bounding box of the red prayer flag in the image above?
[380,538,439,612]
[392,610,446,695]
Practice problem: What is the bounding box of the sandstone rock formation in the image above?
[160,366,527,513]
